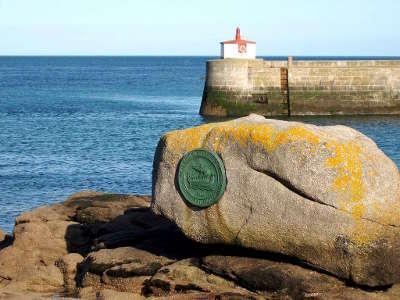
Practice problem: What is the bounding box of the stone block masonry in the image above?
[200,58,400,116]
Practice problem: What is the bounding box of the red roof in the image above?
[221,27,256,44]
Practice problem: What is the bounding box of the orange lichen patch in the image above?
[165,121,327,156]
[325,141,372,244]
[351,203,366,219]
[209,124,322,154]
[224,124,275,150]
[325,142,364,205]
[165,119,329,157]
[247,125,275,148]
[164,123,217,153]
[273,127,321,150]
[223,124,322,152]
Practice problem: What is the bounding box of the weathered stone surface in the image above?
[0,228,11,250]
[78,286,96,299]
[142,259,256,298]
[80,272,150,295]
[0,291,74,299]
[0,229,5,242]
[1,191,400,298]
[79,247,174,294]
[63,190,150,224]
[152,114,400,286]
[202,255,400,299]
[83,247,174,275]
[56,253,84,293]
[201,255,384,299]
[0,216,72,292]
[0,191,150,294]
[97,289,144,300]
[78,287,144,300]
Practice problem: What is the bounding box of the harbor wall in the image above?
[200,58,400,116]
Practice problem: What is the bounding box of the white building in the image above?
[220,27,256,59]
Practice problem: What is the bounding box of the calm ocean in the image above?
[0,56,399,232]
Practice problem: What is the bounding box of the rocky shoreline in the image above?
[1,115,400,299]
[0,191,399,299]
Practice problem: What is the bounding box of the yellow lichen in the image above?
[324,141,369,244]
[273,127,320,150]
[167,120,372,244]
[165,122,325,155]
[165,123,216,153]
[351,203,366,219]
[326,142,364,202]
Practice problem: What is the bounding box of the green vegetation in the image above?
[207,91,257,116]
[290,90,389,101]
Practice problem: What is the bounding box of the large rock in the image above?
[152,114,400,287]
[0,191,151,294]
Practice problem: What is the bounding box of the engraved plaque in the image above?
[177,149,227,208]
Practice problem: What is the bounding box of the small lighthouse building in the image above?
[220,27,256,59]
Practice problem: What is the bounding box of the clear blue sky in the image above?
[0,0,399,56]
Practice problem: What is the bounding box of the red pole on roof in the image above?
[235,27,241,41]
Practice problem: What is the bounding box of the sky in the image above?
[0,0,399,56]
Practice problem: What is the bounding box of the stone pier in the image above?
[200,58,400,116]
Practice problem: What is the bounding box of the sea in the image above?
[0,56,399,232]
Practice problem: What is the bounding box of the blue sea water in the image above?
[0,56,399,232]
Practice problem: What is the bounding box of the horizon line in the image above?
[1,54,400,58]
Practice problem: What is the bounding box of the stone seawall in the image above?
[200,58,400,116]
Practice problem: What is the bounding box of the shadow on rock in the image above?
[0,191,399,299]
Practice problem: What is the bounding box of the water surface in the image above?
[0,56,399,232]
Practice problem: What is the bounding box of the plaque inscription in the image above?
[177,149,226,208]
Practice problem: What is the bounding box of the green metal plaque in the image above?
[177,149,227,208]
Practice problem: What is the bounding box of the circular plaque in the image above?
[177,149,227,208]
